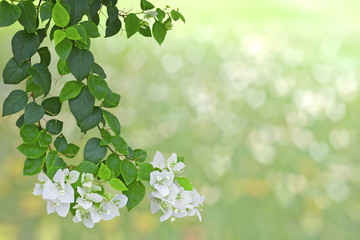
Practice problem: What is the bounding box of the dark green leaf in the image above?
[125,13,140,38]
[102,90,120,108]
[18,1,37,33]
[68,86,95,121]
[138,26,152,37]
[99,128,112,145]
[137,163,153,181]
[16,114,25,128]
[46,151,66,172]
[156,8,165,22]
[106,153,120,177]
[24,102,44,125]
[103,110,120,136]
[12,30,39,65]
[88,74,109,100]
[38,129,52,147]
[152,20,167,45]
[23,154,46,176]
[38,47,51,67]
[132,149,147,163]
[46,119,63,135]
[3,57,30,85]
[52,1,70,27]
[80,21,100,38]
[111,136,128,154]
[37,28,47,44]
[41,97,61,116]
[54,134,68,152]
[55,38,73,62]
[17,141,47,158]
[92,63,106,79]
[62,143,80,158]
[120,159,137,185]
[28,63,52,97]
[109,178,127,191]
[84,137,107,164]
[177,177,193,190]
[123,181,145,211]
[105,17,121,38]
[3,90,28,116]
[67,48,94,81]
[20,124,39,143]
[140,0,154,10]
[77,106,103,132]
[107,5,118,22]
[75,161,99,175]
[0,1,21,27]
[62,0,90,25]
[40,1,54,22]
[99,163,111,180]
[59,80,83,103]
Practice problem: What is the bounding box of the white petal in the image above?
[53,169,65,187]
[62,168,69,176]
[166,153,177,169]
[112,194,128,209]
[101,202,119,220]
[83,215,95,228]
[67,170,80,184]
[150,171,160,185]
[150,197,160,214]
[77,187,87,197]
[33,183,43,195]
[38,173,50,182]
[173,162,185,172]
[58,184,74,203]
[160,208,173,222]
[194,209,202,222]
[76,197,92,210]
[43,181,60,200]
[72,214,80,223]
[152,151,166,169]
[90,208,102,223]
[46,200,56,214]
[56,203,70,217]
[86,193,103,203]
[155,184,170,197]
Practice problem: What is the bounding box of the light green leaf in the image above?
[80,21,100,38]
[152,20,167,45]
[20,124,39,143]
[59,81,83,103]
[120,159,137,185]
[55,38,73,62]
[109,178,127,191]
[65,26,82,40]
[99,163,111,181]
[38,129,52,147]
[52,1,70,27]
[137,163,153,181]
[177,177,193,191]
[54,30,65,46]
[125,13,140,38]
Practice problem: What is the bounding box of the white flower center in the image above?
[157,176,162,181]
[174,209,179,214]
[166,176,170,180]
[55,203,59,207]
[107,210,111,215]
[171,218,175,222]
[60,190,65,195]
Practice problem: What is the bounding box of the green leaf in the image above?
[120,159,137,185]
[62,143,80,158]
[2,90,28,116]
[57,59,70,75]
[16,114,25,128]
[23,154,46,176]
[102,90,120,108]
[103,110,120,136]
[3,58,30,85]
[55,38,73,62]
[100,129,112,146]
[41,97,62,116]
[88,74,109,100]
[125,13,140,38]
[80,21,100,38]
[17,141,47,158]
[26,78,43,95]
[38,129,52,147]
[0,1,21,27]
[46,119,63,135]
[105,17,121,38]
[18,1,37,33]
[84,137,107,164]
[20,124,39,143]
[138,26,152,37]
[59,81,83,103]
[106,153,121,177]
[137,163,153,181]
[123,181,145,211]
[52,1,70,27]
[171,10,180,21]
[77,106,103,132]
[176,177,193,190]
[67,48,94,81]
[54,134,68,152]
[152,20,167,45]
[72,24,88,44]
[109,178,127,191]
[54,30,66,46]
[68,86,95,121]
[132,149,147,163]
[28,63,52,97]
[62,0,90,25]
[65,26,82,40]
[46,151,66,172]
[177,156,184,163]
[24,102,44,125]
[75,161,99,175]
[156,8,165,22]
[92,63,106,79]
[111,136,128,154]
[99,163,111,180]
[40,1,54,22]
[11,30,40,65]
[38,47,51,67]
[107,5,118,22]
[140,0,155,10]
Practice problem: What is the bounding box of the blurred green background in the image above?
[1,0,360,239]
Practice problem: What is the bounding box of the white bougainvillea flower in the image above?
[42,169,76,203]
[151,151,167,170]
[33,173,50,196]
[73,206,98,229]
[145,10,158,18]
[63,169,80,184]
[110,194,128,209]
[81,173,94,188]
[166,153,185,175]
[46,199,70,217]
[76,187,103,210]
[150,170,174,197]
[100,202,119,221]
